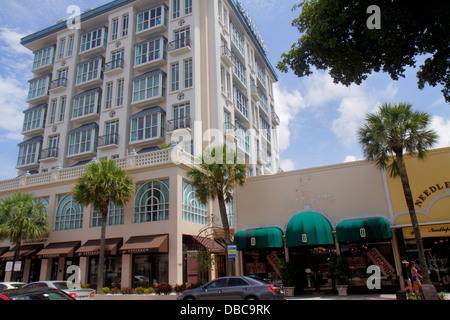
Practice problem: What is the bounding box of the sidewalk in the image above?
[287,293,397,300]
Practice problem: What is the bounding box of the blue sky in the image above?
[0,0,449,180]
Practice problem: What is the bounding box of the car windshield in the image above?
[52,282,70,290]
[10,283,25,289]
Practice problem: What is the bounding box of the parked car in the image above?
[0,282,26,290]
[177,276,286,300]
[23,281,95,300]
[0,287,75,300]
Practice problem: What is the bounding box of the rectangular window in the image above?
[80,27,107,53]
[173,0,180,19]
[102,120,119,147]
[72,90,101,119]
[232,53,246,86]
[122,14,129,37]
[93,202,124,227]
[174,27,190,50]
[130,111,165,142]
[132,71,166,103]
[46,134,60,159]
[17,140,41,167]
[236,122,250,154]
[231,23,244,56]
[67,34,75,57]
[23,106,45,132]
[171,62,179,92]
[59,97,66,122]
[105,82,114,109]
[116,79,124,106]
[111,18,119,41]
[68,128,97,156]
[184,58,193,88]
[185,0,192,14]
[172,102,190,130]
[76,57,103,85]
[28,75,50,100]
[260,115,271,143]
[49,99,57,125]
[32,46,55,70]
[135,37,166,66]
[137,4,167,33]
[58,38,66,60]
[234,86,248,118]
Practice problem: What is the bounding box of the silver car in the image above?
[177,276,285,300]
[0,282,26,290]
[23,281,95,300]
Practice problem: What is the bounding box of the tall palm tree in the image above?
[73,159,134,292]
[358,102,438,285]
[187,145,247,276]
[0,192,48,281]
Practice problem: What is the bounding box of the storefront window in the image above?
[133,254,168,287]
[404,237,450,290]
[241,249,284,283]
[340,242,398,291]
[89,256,122,289]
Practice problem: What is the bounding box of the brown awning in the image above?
[0,247,9,256]
[75,238,123,256]
[120,235,168,254]
[0,244,43,261]
[184,235,226,252]
[36,241,81,258]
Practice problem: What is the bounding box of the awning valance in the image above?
[336,218,392,243]
[75,238,122,256]
[286,212,334,248]
[120,235,168,254]
[36,241,81,258]
[0,244,43,261]
[234,228,283,250]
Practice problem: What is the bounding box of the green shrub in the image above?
[135,287,145,295]
[102,287,110,294]
[145,287,155,294]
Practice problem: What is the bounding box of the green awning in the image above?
[286,212,334,248]
[336,218,392,243]
[234,228,283,250]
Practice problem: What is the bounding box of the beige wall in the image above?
[236,160,391,232]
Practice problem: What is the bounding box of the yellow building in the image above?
[235,147,450,294]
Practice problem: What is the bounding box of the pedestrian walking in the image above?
[410,261,423,294]
[401,260,413,293]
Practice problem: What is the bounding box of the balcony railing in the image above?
[49,78,67,91]
[167,117,191,132]
[168,38,191,52]
[104,59,124,73]
[40,147,59,160]
[98,133,119,148]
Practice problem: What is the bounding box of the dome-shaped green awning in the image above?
[336,217,392,243]
[235,228,283,250]
[286,212,334,248]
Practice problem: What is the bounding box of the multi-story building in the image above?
[0,0,280,287]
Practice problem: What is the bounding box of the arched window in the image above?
[182,181,208,225]
[134,179,169,223]
[92,202,124,227]
[55,194,83,230]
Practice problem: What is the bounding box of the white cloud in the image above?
[280,158,296,171]
[430,116,450,149]
[343,155,362,163]
[273,83,306,151]
[0,27,30,55]
[0,76,28,139]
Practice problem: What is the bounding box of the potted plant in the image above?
[327,254,351,296]
[279,259,298,297]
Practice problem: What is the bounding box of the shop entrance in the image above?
[289,247,334,294]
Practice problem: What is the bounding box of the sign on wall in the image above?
[366,248,395,277]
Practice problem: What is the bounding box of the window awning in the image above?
[75,238,123,257]
[234,228,283,250]
[336,218,392,243]
[286,212,334,248]
[120,235,168,254]
[0,244,43,261]
[36,241,81,258]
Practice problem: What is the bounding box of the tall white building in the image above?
[0,0,279,287]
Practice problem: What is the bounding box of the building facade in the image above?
[0,0,280,288]
[235,147,450,294]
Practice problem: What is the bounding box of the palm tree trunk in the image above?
[97,205,108,293]
[217,189,233,277]
[396,152,431,284]
[11,236,21,282]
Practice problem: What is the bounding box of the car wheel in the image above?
[184,296,196,301]
[244,296,258,300]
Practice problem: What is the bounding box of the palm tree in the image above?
[187,145,247,276]
[73,159,134,293]
[0,192,48,281]
[358,102,438,285]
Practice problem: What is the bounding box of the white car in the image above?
[23,281,95,300]
[0,282,26,290]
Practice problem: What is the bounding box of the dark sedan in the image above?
[0,287,75,300]
[177,276,285,300]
